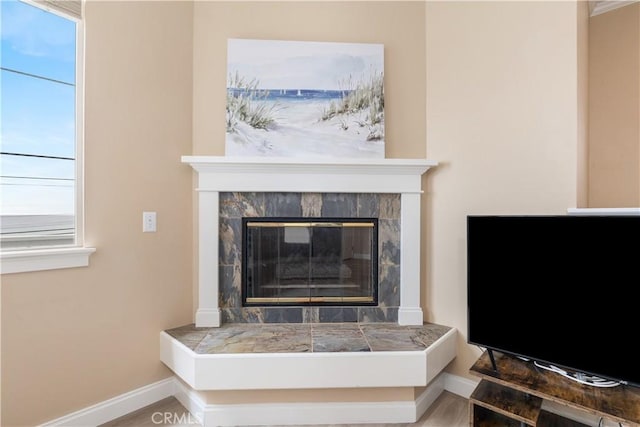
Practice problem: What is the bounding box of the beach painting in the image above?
[226,38,385,158]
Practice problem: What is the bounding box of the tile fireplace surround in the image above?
[159,156,459,427]
[182,156,438,327]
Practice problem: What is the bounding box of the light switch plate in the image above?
[143,211,157,232]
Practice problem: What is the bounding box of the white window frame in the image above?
[0,0,95,274]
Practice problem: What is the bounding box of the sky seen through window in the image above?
[1,0,77,217]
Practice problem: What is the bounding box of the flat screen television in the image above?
[467,214,640,389]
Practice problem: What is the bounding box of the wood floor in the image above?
[100,391,469,427]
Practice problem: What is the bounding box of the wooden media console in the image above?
[469,351,640,426]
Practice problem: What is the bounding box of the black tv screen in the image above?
[467,214,640,388]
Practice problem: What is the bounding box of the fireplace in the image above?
[182,156,437,327]
[243,218,378,306]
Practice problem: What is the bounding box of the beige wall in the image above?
[588,2,640,207]
[192,1,426,158]
[1,2,194,426]
[424,1,579,379]
[577,0,590,207]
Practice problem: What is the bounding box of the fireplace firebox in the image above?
[242,218,378,306]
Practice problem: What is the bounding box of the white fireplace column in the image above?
[195,190,222,327]
[398,192,424,325]
[183,156,437,327]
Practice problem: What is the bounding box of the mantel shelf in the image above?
[181,155,437,194]
[182,155,437,170]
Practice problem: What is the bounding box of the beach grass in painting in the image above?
[225,38,385,158]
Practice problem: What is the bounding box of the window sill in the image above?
[0,246,96,274]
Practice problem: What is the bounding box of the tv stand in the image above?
[469,351,640,426]
[487,348,498,372]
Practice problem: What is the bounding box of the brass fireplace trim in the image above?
[246,296,374,304]
[246,221,375,228]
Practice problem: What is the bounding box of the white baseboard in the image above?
[40,373,474,427]
[443,372,479,399]
[415,372,446,419]
[39,377,175,427]
[173,378,206,425]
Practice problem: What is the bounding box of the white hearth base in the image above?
[161,327,456,390]
[174,374,448,427]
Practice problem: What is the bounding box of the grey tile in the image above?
[379,219,400,265]
[321,193,357,217]
[250,324,311,353]
[164,324,210,350]
[221,307,265,323]
[359,323,449,352]
[357,193,380,217]
[319,307,358,323]
[378,264,400,307]
[165,322,452,355]
[302,307,319,323]
[264,307,303,323]
[219,218,241,266]
[194,324,261,353]
[312,324,370,352]
[412,323,453,347]
[301,193,323,217]
[265,193,302,217]
[220,265,241,308]
[379,193,401,220]
[219,192,265,218]
[358,307,398,323]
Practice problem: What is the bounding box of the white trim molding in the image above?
[567,207,640,216]
[160,328,456,391]
[183,156,437,194]
[182,156,438,327]
[38,377,175,427]
[443,372,479,399]
[2,1,89,275]
[39,372,476,427]
[1,246,96,274]
[590,0,638,16]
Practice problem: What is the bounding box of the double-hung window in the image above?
[1,0,93,273]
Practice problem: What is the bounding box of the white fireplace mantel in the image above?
[182,155,438,327]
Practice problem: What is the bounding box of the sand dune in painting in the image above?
[226,96,384,158]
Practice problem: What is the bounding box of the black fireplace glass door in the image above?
[243,218,378,306]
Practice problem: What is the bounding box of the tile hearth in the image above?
[160,321,456,391]
[160,322,457,425]
[165,322,452,354]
